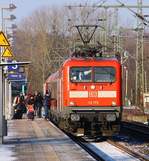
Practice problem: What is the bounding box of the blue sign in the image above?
[8,73,25,80]
[8,64,18,71]
[7,60,19,71]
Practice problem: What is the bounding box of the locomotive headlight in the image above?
[71,114,80,121]
[112,101,116,106]
[106,114,116,122]
[69,101,75,106]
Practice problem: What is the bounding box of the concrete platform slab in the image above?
[2,119,95,161]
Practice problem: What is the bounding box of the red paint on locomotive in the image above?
[45,57,122,136]
[46,58,121,108]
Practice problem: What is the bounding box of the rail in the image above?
[68,134,104,161]
[107,139,148,161]
[121,121,149,138]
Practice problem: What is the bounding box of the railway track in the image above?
[68,134,146,161]
[50,120,149,160]
[107,139,148,161]
[70,136,104,161]
[121,121,149,139]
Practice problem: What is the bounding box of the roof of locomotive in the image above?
[46,44,121,82]
[62,57,120,67]
[46,57,121,83]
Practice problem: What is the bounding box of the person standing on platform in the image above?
[33,91,38,116]
[20,93,25,102]
[44,90,51,120]
[13,94,20,109]
[19,93,27,115]
[35,92,43,118]
[27,95,35,120]
[13,97,26,119]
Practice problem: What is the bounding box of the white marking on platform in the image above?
[0,145,16,161]
[86,142,140,161]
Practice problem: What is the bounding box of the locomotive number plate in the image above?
[88,100,99,105]
[89,91,98,97]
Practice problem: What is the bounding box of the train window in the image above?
[70,67,92,82]
[94,67,115,82]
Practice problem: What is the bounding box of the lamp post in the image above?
[1,3,16,31]
[6,24,17,45]
[2,14,16,34]
[2,15,16,121]
[0,3,16,144]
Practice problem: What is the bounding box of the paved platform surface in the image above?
[2,119,95,161]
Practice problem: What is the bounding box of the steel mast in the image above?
[135,0,144,108]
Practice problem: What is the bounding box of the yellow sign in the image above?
[2,47,13,58]
[0,32,10,46]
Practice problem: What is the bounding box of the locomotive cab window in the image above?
[70,67,92,82]
[94,67,115,82]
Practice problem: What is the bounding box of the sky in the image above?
[0,0,149,26]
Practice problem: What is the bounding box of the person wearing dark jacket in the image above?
[34,92,43,118]
[28,96,34,105]
[33,91,38,115]
[44,90,51,120]
[20,93,25,102]
[13,99,25,119]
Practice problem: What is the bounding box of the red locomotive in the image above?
[45,47,122,136]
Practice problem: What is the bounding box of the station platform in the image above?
[1,118,95,161]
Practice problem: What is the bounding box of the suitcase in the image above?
[27,111,34,120]
[27,105,35,120]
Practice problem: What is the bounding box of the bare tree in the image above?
[13,5,149,96]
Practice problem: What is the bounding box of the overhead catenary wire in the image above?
[116,0,149,26]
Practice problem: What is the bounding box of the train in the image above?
[44,46,122,137]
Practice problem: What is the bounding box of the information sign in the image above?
[8,73,25,80]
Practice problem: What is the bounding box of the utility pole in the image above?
[47,48,67,73]
[103,8,108,53]
[125,67,128,105]
[144,71,147,93]
[135,0,144,108]
[113,8,119,52]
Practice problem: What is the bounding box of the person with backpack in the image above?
[12,97,26,119]
[26,95,35,120]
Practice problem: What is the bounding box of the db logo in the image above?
[89,91,98,97]
[9,60,18,70]
[12,65,18,70]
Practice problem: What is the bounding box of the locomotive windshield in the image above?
[70,67,92,82]
[94,67,115,82]
[70,67,116,83]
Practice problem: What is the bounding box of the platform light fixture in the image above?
[1,3,17,31]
